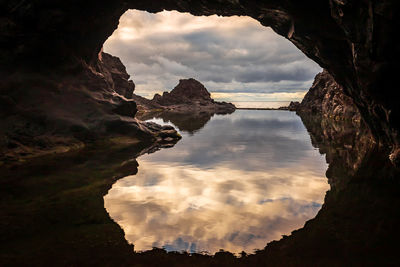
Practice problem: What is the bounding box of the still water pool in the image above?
[104,110,329,254]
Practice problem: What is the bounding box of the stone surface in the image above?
[98,52,135,99]
[297,70,361,122]
[0,52,180,162]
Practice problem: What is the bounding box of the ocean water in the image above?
[104,110,328,254]
[233,101,291,109]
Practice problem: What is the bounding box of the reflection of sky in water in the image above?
[104,110,329,254]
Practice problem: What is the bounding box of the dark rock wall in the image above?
[1,0,399,153]
[298,70,361,122]
[1,51,145,161]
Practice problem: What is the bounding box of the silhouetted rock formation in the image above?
[297,70,361,122]
[150,78,235,113]
[154,79,211,104]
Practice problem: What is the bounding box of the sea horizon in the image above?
[232,101,293,109]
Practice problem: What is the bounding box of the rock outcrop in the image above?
[150,78,236,113]
[98,51,135,99]
[297,70,361,122]
[0,52,180,162]
[153,78,211,105]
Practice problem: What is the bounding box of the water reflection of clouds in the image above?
[104,110,329,254]
[148,111,325,172]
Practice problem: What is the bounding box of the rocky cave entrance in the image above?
[98,9,340,256]
[3,1,398,161]
[102,9,322,109]
[2,1,399,265]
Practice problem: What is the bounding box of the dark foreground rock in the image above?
[0,52,180,163]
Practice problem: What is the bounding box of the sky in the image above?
[104,10,321,102]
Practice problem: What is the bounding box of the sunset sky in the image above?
[104,10,321,102]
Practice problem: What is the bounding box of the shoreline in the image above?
[236,107,291,111]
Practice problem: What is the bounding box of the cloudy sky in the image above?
[104,10,321,103]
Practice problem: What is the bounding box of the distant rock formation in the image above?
[153,78,211,105]
[132,78,235,114]
[287,101,300,111]
[296,70,360,121]
[275,101,300,111]
[149,78,236,113]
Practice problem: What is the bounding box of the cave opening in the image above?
[101,9,332,255]
[102,9,321,108]
[2,1,399,265]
